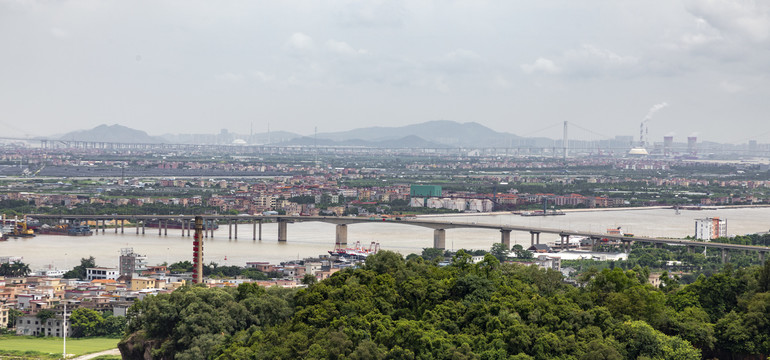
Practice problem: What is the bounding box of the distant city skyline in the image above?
[1,1,769,144]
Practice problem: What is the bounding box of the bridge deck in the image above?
[26,214,770,253]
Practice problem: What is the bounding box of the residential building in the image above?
[695,217,727,240]
[119,248,148,278]
[86,268,119,281]
[0,305,8,328]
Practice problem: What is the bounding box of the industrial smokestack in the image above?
[639,102,668,148]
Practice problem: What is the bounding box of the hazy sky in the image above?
[1,0,769,143]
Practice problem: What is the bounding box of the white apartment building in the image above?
[86,267,119,281]
[695,217,727,240]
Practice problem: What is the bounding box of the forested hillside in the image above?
[120,251,770,359]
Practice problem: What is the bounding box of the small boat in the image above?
[329,241,380,259]
[521,210,565,216]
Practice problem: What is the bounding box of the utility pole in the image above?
[62,301,67,358]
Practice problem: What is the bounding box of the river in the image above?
[2,207,768,270]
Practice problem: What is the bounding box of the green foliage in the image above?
[70,308,103,338]
[69,308,126,338]
[490,242,509,261]
[168,260,193,273]
[7,309,22,328]
[123,251,770,359]
[122,284,294,359]
[510,244,533,259]
[420,247,445,261]
[759,260,770,292]
[288,195,315,204]
[63,256,96,280]
[0,261,31,277]
[35,309,56,324]
[302,273,317,286]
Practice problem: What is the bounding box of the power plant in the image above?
[629,102,668,156]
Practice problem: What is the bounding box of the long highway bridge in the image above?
[1,135,766,157]
[27,214,770,264]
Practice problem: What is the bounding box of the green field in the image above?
[0,336,118,357]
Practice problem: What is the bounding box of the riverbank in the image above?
[415,204,770,218]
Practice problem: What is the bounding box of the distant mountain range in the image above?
[59,124,166,143]
[279,134,445,148]
[315,120,522,147]
[58,121,554,148]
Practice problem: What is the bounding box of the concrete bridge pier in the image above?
[142,221,145,235]
[336,224,348,247]
[500,230,511,250]
[687,245,694,253]
[434,229,446,249]
[259,221,262,240]
[622,240,631,254]
[654,243,663,249]
[234,221,238,240]
[120,220,124,234]
[164,220,168,236]
[722,248,730,264]
[158,221,162,236]
[228,220,232,239]
[136,219,139,234]
[204,221,208,238]
[760,251,766,264]
[530,231,540,246]
[101,220,105,233]
[278,221,288,242]
[114,219,118,233]
[560,234,569,249]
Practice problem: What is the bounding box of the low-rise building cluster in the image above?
[0,249,363,337]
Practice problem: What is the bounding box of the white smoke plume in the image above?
[644,102,668,121]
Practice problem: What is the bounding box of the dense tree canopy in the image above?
[121,252,770,359]
[62,256,96,280]
[69,307,126,338]
[0,261,30,277]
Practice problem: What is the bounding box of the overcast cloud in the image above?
[1,0,768,143]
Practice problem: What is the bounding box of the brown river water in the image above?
[2,207,768,270]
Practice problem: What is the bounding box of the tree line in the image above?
[120,250,770,359]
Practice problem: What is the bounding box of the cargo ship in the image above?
[36,224,94,236]
[0,219,35,238]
